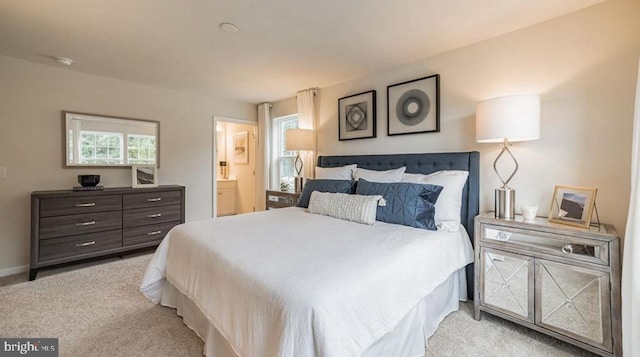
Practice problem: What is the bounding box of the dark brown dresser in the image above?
[30,185,185,280]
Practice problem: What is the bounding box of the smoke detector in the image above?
[54,56,74,66]
[219,22,238,33]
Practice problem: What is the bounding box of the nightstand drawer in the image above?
[481,224,609,266]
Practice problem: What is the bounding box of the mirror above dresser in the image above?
[64,111,159,167]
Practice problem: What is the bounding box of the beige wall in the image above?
[271,97,297,119]
[316,0,640,235]
[0,55,256,274]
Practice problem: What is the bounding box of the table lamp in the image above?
[476,95,540,219]
[285,129,315,192]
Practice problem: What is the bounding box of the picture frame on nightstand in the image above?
[548,185,597,229]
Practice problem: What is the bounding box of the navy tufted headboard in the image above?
[317,151,480,299]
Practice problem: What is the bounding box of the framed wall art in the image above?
[548,185,597,229]
[387,74,440,136]
[233,131,249,164]
[131,165,158,188]
[338,90,376,141]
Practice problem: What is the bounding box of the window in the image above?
[79,131,124,165]
[74,131,157,165]
[128,134,157,164]
[273,115,298,188]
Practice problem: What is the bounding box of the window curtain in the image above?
[296,89,317,179]
[623,58,640,356]
[255,102,272,211]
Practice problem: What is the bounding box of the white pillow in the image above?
[353,167,406,183]
[307,191,385,225]
[401,170,469,231]
[315,164,357,180]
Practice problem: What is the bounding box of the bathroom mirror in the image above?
[64,111,159,167]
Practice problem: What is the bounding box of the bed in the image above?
[141,151,479,357]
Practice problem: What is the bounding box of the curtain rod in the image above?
[298,88,319,96]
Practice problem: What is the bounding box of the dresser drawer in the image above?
[39,230,122,262]
[40,211,123,239]
[481,224,609,266]
[123,221,180,246]
[40,195,122,217]
[123,205,181,228]
[123,190,182,210]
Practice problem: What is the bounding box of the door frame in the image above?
[212,115,258,218]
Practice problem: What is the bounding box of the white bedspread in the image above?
[141,207,474,357]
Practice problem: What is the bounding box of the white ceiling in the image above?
[0,0,603,104]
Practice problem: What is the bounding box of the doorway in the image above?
[213,116,257,218]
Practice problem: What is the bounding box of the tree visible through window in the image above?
[128,134,156,164]
[76,131,156,165]
[80,131,123,164]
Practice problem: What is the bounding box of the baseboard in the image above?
[0,264,29,278]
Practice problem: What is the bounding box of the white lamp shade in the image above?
[285,129,315,151]
[476,95,540,143]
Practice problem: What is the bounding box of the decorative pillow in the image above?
[315,164,357,180]
[401,170,469,231]
[308,191,385,225]
[356,179,443,230]
[296,179,357,208]
[353,167,406,183]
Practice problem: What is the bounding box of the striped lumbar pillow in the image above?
[307,191,385,225]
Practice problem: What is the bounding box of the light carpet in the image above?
[0,254,596,357]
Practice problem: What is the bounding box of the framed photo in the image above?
[338,90,376,141]
[131,165,158,188]
[387,74,440,136]
[233,131,249,164]
[548,185,597,229]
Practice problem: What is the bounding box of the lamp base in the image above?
[495,187,515,219]
[294,177,304,193]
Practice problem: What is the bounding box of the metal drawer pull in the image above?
[147,213,162,218]
[147,198,162,202]
[75,203,96,207]
[147,230,163,235]
[75,221,96,226]
[75,241,96,247]
[561,244,574,254]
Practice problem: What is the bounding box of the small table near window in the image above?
[266,190,300,210]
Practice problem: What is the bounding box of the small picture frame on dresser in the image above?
[132,165,158,188]
[548,185,597,229]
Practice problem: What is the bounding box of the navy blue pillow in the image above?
[296,179,357,208]
[355,179,443,230]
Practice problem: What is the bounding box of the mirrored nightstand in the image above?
[474,213,621,357]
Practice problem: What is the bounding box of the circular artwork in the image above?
[346,103,367,131]
[395,89,430,126]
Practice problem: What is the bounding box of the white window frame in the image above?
[272,114,299,190]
